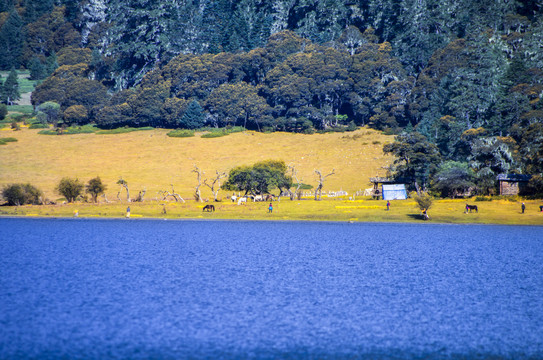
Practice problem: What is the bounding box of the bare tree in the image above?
[134,188,146,202]
[192,165,204,202]
[314,169,335,200]
[116,178,130,202]
[288,163,304,200]
[204,170,227,202]
[157,184,185,203]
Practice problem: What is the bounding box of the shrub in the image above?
[28,123,49,129]
[37,125,97,135]
[86,177,107,203]
[0,137,17,145]
[63,105,89,125]
[0,104,7,120]
[56,178,84,202]
[95,127,154,134]
[412,191,433,219]
[2,183,43,205]
[167,129,195,138]
[201,130,228,138]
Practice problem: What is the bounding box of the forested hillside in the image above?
[1,0,542,195]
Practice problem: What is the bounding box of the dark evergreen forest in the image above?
[1,0,542,195]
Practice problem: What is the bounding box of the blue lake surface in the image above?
[0,218,542,359]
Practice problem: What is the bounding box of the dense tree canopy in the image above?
[1,0,542,195]
[223,160,293,195]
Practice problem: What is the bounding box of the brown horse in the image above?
[203,204,215,212]
[466,204,478,213]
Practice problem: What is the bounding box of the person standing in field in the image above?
[268,203,273,213]
[126,206,131,218]
[521,202,525,214]
[386,201,390,211]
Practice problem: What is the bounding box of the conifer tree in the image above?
[28,56,46,80]
[2,68,20,105]
[45,52,58,76]
[180,100,205,129]
[0,11,24,70]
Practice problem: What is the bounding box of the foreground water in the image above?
[0,218,542,359]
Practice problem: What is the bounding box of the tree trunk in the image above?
[193,165,204,202]
[314,169,335,201]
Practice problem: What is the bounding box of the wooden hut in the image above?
[497,174,531,195]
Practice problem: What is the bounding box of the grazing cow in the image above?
[203,204,215,212]
[237,197,247,205]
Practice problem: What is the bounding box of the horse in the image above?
[203,204,215,212]
[466,204,478,213]
[265,194,275,201]
[237,197,247,205]
[231,195,237,202]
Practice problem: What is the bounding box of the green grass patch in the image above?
[200,127,246,138]
[0,70,37,94]
[28,123,48,129]
[38,125,98,135]
[201,131,228,138]
[96,127,154,134]
[7,113,24,121]
[37,129,60,135]
[167,129,195,138]
[17,78,39,94]
[0,137,18,145]
[7,105,34,114]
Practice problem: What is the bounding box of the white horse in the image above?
[253,195,264,202]
[231,195,237,202]
[237,197,247,205]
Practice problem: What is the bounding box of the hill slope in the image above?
[0,127,393,201]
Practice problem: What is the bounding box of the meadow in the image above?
[1,196,542,225]
[0,125,393,202]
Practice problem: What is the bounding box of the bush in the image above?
[28,123,49,129]
[56,178,84,202]
[167,129,195,138]
[86,177,107,203]
[0,137,18,145]
[38,125,97,135]
[2,183,43,205]
[0,104,7,120]
[201,130,228,138]
[95,127,154,134]
[412,191,433,219]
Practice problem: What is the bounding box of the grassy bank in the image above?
[1,197,542,225]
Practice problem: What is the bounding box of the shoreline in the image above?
[1,198,542,226]
[2,215,542,228]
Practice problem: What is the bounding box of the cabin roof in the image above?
[497,174,532,182]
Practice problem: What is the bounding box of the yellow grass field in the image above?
[2,125,542,225]
[0,126,393,201]
[2,197,543,225]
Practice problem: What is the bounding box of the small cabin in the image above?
[370,177,408,200]
[497,174,531,196]
[382,184,408,200]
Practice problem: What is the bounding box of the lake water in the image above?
[0,218,542,359]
